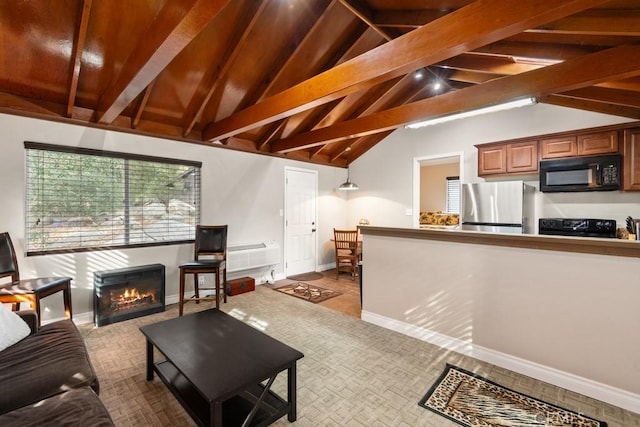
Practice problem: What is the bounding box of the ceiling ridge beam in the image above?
[67,0,93,118]
[270,43,640,153]
[96,0,230,124]
[203,0,610,142]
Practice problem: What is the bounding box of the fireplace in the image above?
[93,264,165,326]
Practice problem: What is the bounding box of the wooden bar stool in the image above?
[0,232,73,326]
[178,225,228,316]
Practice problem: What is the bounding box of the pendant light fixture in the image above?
[338,170,358,191]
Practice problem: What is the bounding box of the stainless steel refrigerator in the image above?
[461,181,535,234]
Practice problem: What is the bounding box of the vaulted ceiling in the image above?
[1,0,640,167]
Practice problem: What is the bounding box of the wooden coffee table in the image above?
[140,309,304,426]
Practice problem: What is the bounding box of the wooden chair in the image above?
[0,232,73,326]
[178,225,228,316]
[333,229,361,280]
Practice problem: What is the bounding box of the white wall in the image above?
[0,114,348,322]
[420,162,459,212]
[362,232,640,412]
[350,103,639,228]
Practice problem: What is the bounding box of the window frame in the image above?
[24,141,202,256]
[445,175,460,214]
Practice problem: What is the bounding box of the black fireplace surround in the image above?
[93,264,165,326]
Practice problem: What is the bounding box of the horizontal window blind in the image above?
[446,176,460,214]
[25,142,201,255]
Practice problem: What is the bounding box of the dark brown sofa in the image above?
[0,311,113,426]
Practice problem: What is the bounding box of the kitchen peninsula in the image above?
[359,226,640,414]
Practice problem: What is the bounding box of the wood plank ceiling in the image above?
[1,0,640,167]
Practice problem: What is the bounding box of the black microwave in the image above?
[539,154,621,192]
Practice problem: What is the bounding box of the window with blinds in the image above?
[445,176,460,214]
[25,142,201,255]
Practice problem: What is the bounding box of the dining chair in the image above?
[333,229,361,280]
[0,232,73,326]
[178,225,228,316]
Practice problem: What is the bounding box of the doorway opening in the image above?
[412,153,464,228]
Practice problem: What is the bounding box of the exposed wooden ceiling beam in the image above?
[372,9,450,29]
[255,28,380,148]
[337,0,392,41]
[542,94,640,119]
[348,131,393,162]
[67,0,93,118]
[203,0,608,142]
[255,0,344,103]
[436,54,543,75]
[182,0,267,136]
[532,9,640,35]
[595,76,640,91]
[270,44,640,153]
[559,86,640,108]
[374,8,640,36]
[96,0,229,124]
[131,79,156,129]
[472,40,599,61]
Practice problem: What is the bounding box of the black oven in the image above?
[539,154,621,192]
[538,218,617,238]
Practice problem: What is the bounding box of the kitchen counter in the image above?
[361,225,640,258]
[359,225,640,414]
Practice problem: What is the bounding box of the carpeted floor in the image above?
[78,286,639,427]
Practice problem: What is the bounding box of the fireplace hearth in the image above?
[94,264,165,326]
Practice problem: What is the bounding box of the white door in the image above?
[285,167,317,276]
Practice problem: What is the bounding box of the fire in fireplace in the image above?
[94,264,165,326]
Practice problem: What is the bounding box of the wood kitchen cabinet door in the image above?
[577,130,618,156]
[507,141,538,173]
[623,128,640,191]
[540,136,577,159]
[478,145,506,176]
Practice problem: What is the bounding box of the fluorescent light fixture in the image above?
[405,97,537,129]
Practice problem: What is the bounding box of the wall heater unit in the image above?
[227,242,280,273]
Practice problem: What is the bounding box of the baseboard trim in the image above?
[361,310,640,414]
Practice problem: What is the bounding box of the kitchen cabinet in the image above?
[540,136,577,159]
[477,144,506,175]
[477,141,537,176]
[477,124,632,178]
[577,130,618,156]
[506,141,538,173]
[540,131,618,159]
[623,128,640,191]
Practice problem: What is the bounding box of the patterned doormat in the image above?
[274,282,341,303]
[419,365,607,427]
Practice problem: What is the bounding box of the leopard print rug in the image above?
[419,364,606,426]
